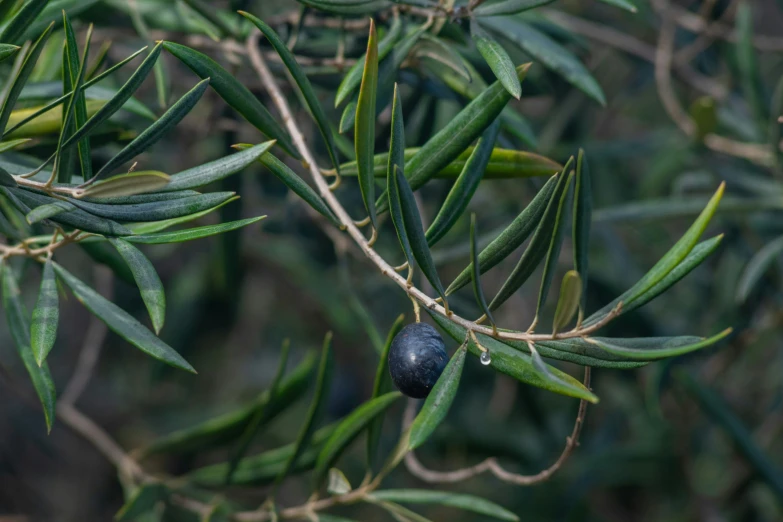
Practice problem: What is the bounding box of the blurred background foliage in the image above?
[1,0,783,521]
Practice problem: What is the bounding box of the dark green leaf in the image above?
[355,19,379,229]
[370,490,518,521]
[125,195,239,235]
[31,258,58,366]
[594,0,638,12]
[1,263,56,431]
[115,483,168,522]
[109,238,165,334]
[426,119,500,246]
[79,171,170,199]
[572,149,591,319]
[296,0,391,15]
[79,241,135,285]
[162,42,298,158]
[0,44,20,63]
[25,200,72,224]
[241,12,339,172]
[526,342,592,400]
[414,34,472,83]
[471,20,520,99]
[408,345,466,450]
[313,391,401,487]
[470,214,496,330]
[89,79,209,182]
[62,11,93,182]
[588,330,731,361]
[53,263,193,373]
[473,0,555,16]
[0,165,16,186]
[0,0,48,45]
[125,216,266,244]
[737,235,783,303]
[69,192,235,222]
[552,270,581,334]
[387,85,414,268]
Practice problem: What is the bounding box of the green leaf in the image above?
[585,183,725,325]
[164,141,275,192]
[413,34,472,84]
[736,2,766,136]
[473,0,555,16]
[79,171,170,199]
[240,12,339,172]
[313,391,402,487]
[233,144,339,227]
[370,490,518,521]
[552,270,581,334]
[125,194,239,235]
[79,241,135,286]
[31,259,59,366]
[533,170,574,319]
[109,238,165,334]
[0,22,55,135]
[0,165,16,186]
[486,164,572,311]
[480,17,606,105]
[142,353,317,456]
[469,214,496,330]
[89,79,209,182]
[387,86,414,269]
[115,483,168,522]
[677,371,783,500]
[471,20,520,99]
[53,263,194,373]
[408,345,466,450]
[572,149,591,319]
[339,100,357,134]
[69,192,236,222]
[377,64,531,212]
[0,0,48,45]
[0,43,20,63]
[25,200,73,224]
[397,166,448,304]
[61,43,163,153]
[335,14,402,107]
[429,310,598,402]
[161,42,298,158]
[594,0,638,12]
[737,235,783,303]
[526,341,593,400]
[327,468,352,495]
[275,332,334,487]
[125,216,265,244]
[1,263,56,432]
[446,173,559,295]
[62,11,93,182]
[588,330,731,361]
[0,138,31,152]
[187,423,336,486]
[225,339,291,484]
[295,0,391,15]
[181,0,239,38]
[355,19,380,230]
[425,119,500,246]
[374,500,434,522]
[367,314,405,472]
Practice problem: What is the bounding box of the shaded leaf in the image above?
[471,20,520,99]
[31,259,59,366]
[0,0,48,45]
[115,483,168,522]
[736,3,766,136]
[414,34,471,83]
[109,238,165,334]
[572,149,591,318]
[80,171,170,199]
[0,43,20,63]
[370,490,518,521]
[737,235,783,303]
[296,0,392,15]
[62,11,93,182]
[473,0,555,16]
[355,19,379,229]
[470,214,496,330]
[387,86,413,268]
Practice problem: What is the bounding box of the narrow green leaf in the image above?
[585,183,725,325]
[89,79,209,182]
[80,171,170,199]
[240,12,339,172]
[0,43,20,63]
[1,263,56,431]
[30,259,59,366]
[388,85,414,268]
[367,314,405,472]
[397,167,447,303]
[480,17,605,105]
[143,353,317,456]
[165,141,275,192]
[296,0,391,15]
[429,310,598,402]
[83,190,201,205]
[526,342,595,400]
[275,332,334,487]
[126,216,265,244]
[69,191,235,222]
[408,345,466,450]
[0,138,31,152]
[25,200,72,224]
[532,337,648,369]
[109,238,165,334]
[414,34,472,83]
[594,0,638,12]
[552,270,581,334]
[335,14,402,107]
[313,391,402,487]
[374,500,434,522]
[572,149,591,319]
[233,144,339,226]
[737,235,783,303]
[0,0,48,45]
[225,339,291,484]
[471,20,520,99]
[356,19,379,229]
[53,263,193,373]
[161,42,299,158]
[370,490,518,521]
[425,119,500,246]
[0,165,16,186]
[115,483,168,522]
[446,173,559,295]
[125,195,239,235]
[62,11,93,182]
[0,22,55,135]
[473,0,555,16]
[469,214,496,330]
[181,0,238,38]
[534,170,574,319]
[487,163,572,312]
[677,370,783,500]
[588,330,731,361]
[339,100,357,134]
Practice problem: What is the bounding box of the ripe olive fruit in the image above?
[388,323,448,399]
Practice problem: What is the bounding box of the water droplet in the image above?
[480,351,491,366]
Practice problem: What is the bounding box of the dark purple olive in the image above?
[388,323,448,399]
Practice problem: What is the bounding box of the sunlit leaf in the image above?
[165,141,275,191]
[471,20,520,99]
[327,468,352,495]
[552,270,581,334]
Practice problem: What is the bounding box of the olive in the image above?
[388,323,448,399]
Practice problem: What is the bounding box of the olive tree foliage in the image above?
[0,0,732,520]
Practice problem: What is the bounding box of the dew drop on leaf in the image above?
[480,350,491,366]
